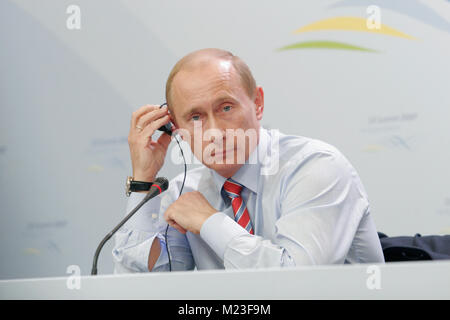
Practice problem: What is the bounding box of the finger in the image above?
[167,220,187,234]
[173,222,187,234]
[164,209,187,234]
[131,105,159,129]
[141,115,170,138]
[137,114,170,145]
[136,106,169,129]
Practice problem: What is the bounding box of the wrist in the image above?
[197,210,218,234]
[126,176,154,196]
[133,173,156,183]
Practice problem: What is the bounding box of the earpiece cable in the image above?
[164,131,187,272]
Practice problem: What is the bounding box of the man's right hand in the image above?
[128,104,173,182]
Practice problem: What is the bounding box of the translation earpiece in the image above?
[158,102,173,136]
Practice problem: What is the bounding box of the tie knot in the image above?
[223,179,244,199]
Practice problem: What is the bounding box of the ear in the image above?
[168,110,187,140]
[168,112,177,129]
[253,86,264,121]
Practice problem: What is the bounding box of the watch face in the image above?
[126,176,132,196]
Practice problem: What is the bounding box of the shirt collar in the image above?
[211,126,269,195]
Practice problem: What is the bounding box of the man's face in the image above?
[169,59,264,178]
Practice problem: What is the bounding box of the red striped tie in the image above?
[223,178,254,234]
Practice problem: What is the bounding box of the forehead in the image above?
[170,59,245,111]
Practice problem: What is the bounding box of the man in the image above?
[113,48,384,273]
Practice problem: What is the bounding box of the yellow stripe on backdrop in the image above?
[294,16,416,40]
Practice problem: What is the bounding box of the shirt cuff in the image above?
[125,192,162,232]
[200,212,248,260]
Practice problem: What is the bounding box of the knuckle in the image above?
[180,192,190,199]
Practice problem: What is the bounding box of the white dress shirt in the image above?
[113,127,384,273]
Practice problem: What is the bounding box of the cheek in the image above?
[185,131,208,160]
[233,108,256,130]
[223,109,246,129]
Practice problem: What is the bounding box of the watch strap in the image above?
[130,180,153,192]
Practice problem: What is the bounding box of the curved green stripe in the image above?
[278,41,378,53]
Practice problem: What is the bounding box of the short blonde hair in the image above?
[165,48,256,112]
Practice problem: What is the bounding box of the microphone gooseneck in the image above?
[91,177,169,275]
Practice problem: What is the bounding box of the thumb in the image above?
[156,132,172,150]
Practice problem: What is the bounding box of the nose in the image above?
[205,114,225,143]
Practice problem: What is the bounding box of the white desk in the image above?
[1,261,449,299]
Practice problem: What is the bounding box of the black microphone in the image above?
[144,177,169,201]
[91,177,169,275]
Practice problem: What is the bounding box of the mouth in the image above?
[210,148,236,157]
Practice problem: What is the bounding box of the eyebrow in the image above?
[215,96,237,105]
[181,96,237,119]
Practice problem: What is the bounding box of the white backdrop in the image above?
[1,0,449,279]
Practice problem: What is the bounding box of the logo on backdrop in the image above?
[277,0,450,53]
[278,6,414,53]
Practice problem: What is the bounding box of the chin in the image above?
[205,162,243,178]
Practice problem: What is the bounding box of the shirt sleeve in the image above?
[112,189,195,273]
[200,151,373,269]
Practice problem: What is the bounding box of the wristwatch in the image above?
[126,176,153,196]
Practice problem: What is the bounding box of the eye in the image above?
[223,105,232,112]
[191,115,200,121]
